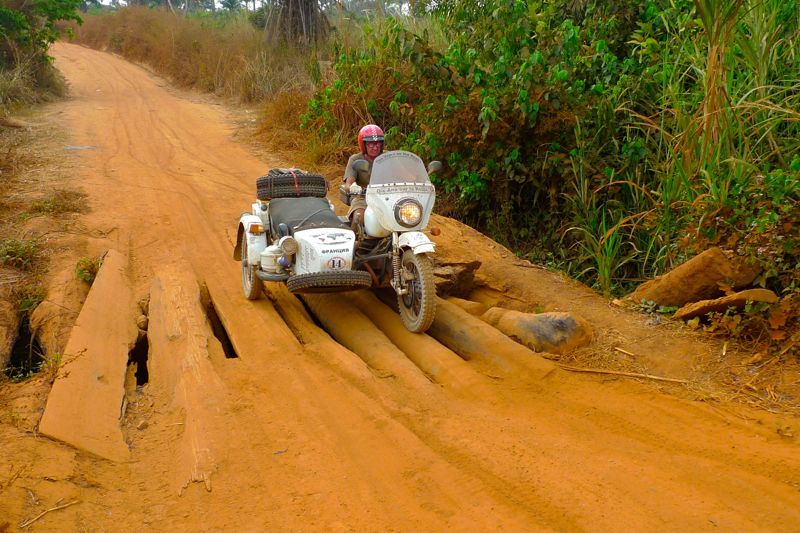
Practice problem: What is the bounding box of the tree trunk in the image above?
[265,0,328,45]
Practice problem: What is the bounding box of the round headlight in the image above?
[278,236,299,255]
[395,199,423,227]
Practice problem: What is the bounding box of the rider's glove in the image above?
[349,183,363,195]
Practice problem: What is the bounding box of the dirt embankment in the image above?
[1,43,799,531]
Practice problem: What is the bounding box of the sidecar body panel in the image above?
[293,228,357,275]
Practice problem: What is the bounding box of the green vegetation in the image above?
[301,0,800,299]
[0,238,40,270]
[0,0,83,111]
[75,256,100,284]
[16,284,44,313]
[62,1,800,327]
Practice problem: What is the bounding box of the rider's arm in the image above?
[343,154,359,186]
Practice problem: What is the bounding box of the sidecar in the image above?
[233,169,373,299]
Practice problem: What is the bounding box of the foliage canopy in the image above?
[0,0,82,67]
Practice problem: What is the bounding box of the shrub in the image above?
[0,0,81,113]
[75,256,101,284]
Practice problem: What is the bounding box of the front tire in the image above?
[397,250,435,333]
[241,237,263,300]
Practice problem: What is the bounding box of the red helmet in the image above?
[358,124,385,155]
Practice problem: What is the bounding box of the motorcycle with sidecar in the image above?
[233,150,442,333]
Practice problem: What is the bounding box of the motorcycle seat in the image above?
[268,197,349,236]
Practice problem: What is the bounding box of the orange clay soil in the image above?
[1,43,798,532]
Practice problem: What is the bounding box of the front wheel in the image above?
[241,237,263,300]
[397,250,435,333]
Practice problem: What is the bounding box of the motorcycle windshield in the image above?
[369,151,431,186]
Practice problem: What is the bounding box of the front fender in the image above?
[398,231,436,254]
[234,214,267,262]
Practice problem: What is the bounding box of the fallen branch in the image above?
[557,364,689,384]
[19,500,79,528]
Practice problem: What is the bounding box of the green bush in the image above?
[0,0,80,112]
[75,256,101,284]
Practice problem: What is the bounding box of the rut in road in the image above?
[10,42,799,532]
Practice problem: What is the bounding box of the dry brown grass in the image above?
[257,89,312,155]
[0,59,66,113]
[254,83,355,175]
[72,8,313,103]
[0,129,37,176]
[24,188,89,219]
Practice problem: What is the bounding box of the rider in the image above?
[343,124,384,230]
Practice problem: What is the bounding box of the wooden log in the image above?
[300,293,435,391]
[148,266,227,493]
[39,250,138,462]
[346,291,494,398]
[445,296,490,316]
[427,297,556,381]
[673,288,779,320]
[480,308,593,355]
[264,283,374,382]
[628,247,761,307]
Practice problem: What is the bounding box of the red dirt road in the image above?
[1,43,799,531]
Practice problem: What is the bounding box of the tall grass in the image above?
[524,0,800,293]
[693,0,742,165]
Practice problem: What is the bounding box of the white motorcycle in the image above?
[233,150,441,333]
